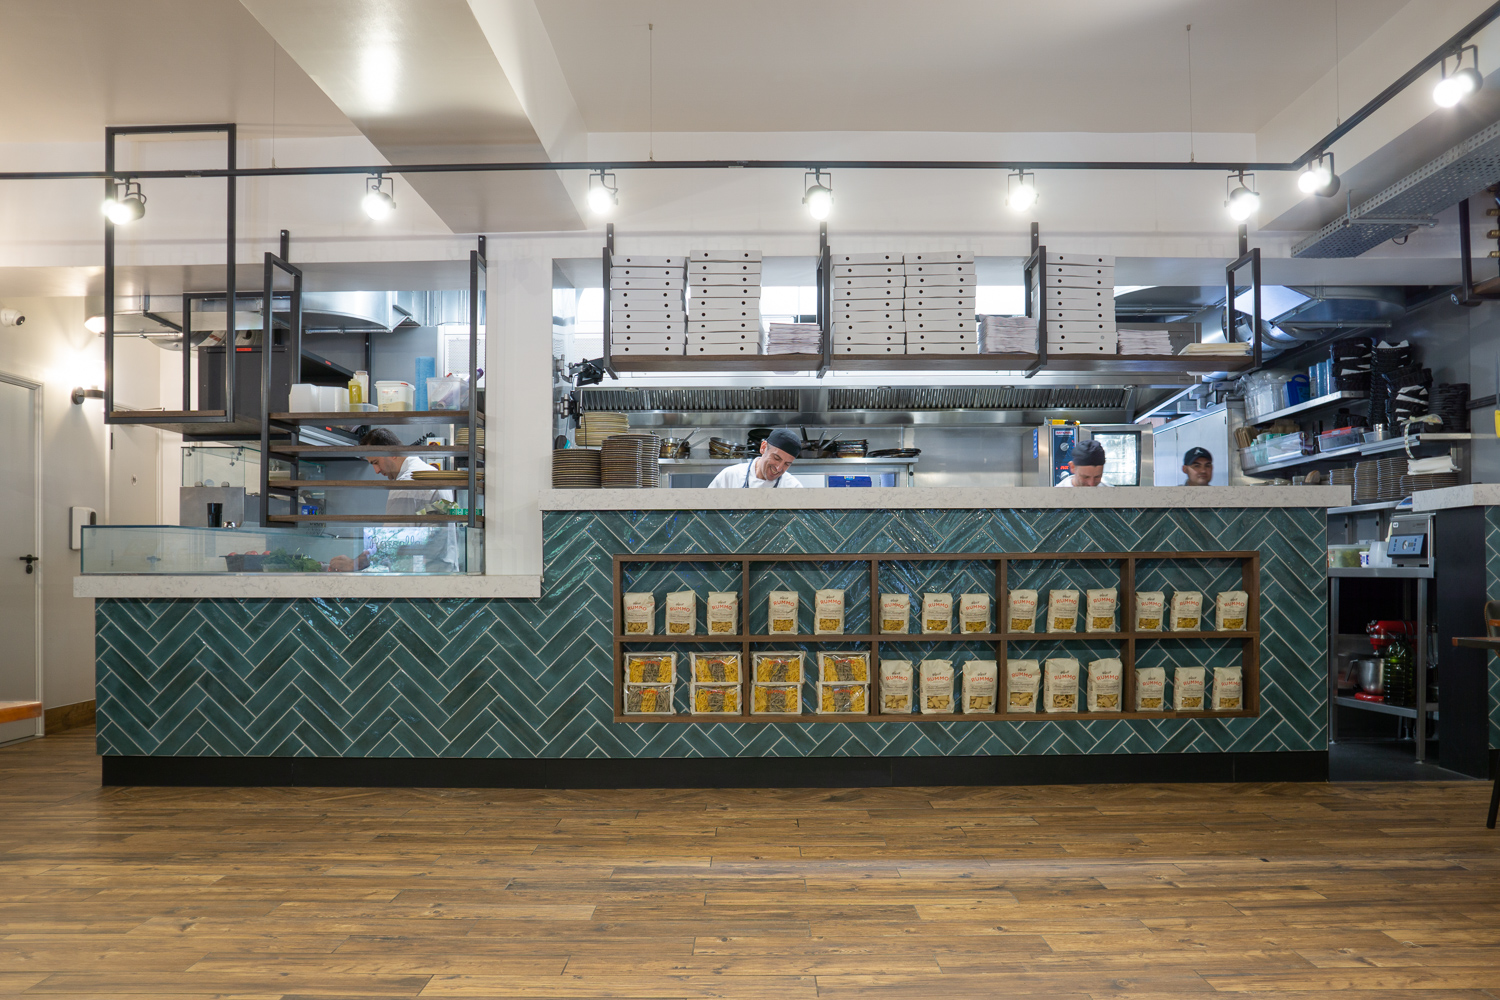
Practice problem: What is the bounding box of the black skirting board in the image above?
[103,751,1329,788]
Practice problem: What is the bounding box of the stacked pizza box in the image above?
[608,255,687,357]
[829,252,905,356]
[1033,253,1116,355]
[903,252,977,355]
[687,250,762,357]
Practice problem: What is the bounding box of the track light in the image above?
[1434,45,1482,107]
[1297,153,1340,198]
[102,179,146,225]
[1005,170,1038,212]
[362,174,396,220]
[1225,172,1260,221]
[587,170,618,216]
[803,169,833,221]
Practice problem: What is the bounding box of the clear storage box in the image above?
[1317,427,1363,453]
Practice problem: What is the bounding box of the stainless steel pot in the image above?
[1352,657,1384,694]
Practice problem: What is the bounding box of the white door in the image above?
[0,373,42,743]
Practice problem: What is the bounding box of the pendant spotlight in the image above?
[587,170,618,216]
[1005,170,1038,212]
[803,168,833,221]
[1434,45,1482,107]
[101,179,146,225]
[1296,152,1341,198]
[1225,171,1260,221]
[362,174,396,220]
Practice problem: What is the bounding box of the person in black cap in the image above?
[707,428,804,488]
[1054,439,1111,487]
[1182,446,1214,486]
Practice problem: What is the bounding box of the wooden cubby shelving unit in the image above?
[611,551,1261,723]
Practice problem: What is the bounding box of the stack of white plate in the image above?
[903,252,977,355]
[551,448,601,489]
[688,251,762,356]
[578,411,629,447]
[610,256,687,357]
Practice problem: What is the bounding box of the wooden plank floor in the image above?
[2,729,1499,999]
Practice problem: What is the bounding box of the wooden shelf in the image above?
[272,479,482,490]
[269,444,474,457]
[608,354,1251,375]
[266,514,479,524]
[1043,354,1253,374]
[612,550,1260,725]
[270,410,482,425]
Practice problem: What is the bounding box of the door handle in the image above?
[19,554,37,574]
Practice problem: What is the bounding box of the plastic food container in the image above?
[1327,544,1365,568]
[375,380,414,411]
[289,383,319,411]
[1318,427,1363,453]
[427,376,469,410]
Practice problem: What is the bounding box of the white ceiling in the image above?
[533,0,1410,134]
[0,0,356,142]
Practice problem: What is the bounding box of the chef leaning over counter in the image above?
[707,428,805,489]
[1053,439,1111,488]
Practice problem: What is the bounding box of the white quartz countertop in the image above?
[539,486,1350,511]
[1412,484,1500,512]
[74,574,543,600]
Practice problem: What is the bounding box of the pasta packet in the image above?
[1216,591,1249,631]
[1008,589,1038,632]
[922,593,953,634]
[920,659,954,714]
[880,593,910,634]
[815,589,845,635]
[1173,666,1206,710]
[1043,658,1080,712]
[1086,658,1123,711]
[962,660,998,713]
[706,591,739,634]
[665,590,697,635]
[768,591,798,634]
[880,660,913,713]
[960,593,991,633]
[1047,590,1080,632]
[1135,591,1165,632]
[623,592,655,634]
[1007,659,1041,712]
[1134,666,1166,710]
[1085,588,1118,633]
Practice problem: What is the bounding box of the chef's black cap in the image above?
[1072,440,1107,467]
[765,428,802,457]
[1183,446,1213,465]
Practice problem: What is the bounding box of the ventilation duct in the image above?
[1293,120,1500,258]
[581,388,802,411]
[826,386,1133,410]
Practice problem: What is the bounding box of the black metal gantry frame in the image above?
[467,237,486,531]
[1022,223,1048,378]
[103,123,236,427]
[258,232,303,517]
[1227,238,1265,371]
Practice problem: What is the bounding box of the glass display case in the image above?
[81,524,470,574]
[182,445,322,489]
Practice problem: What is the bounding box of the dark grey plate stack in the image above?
[552,448,601,489]
[1375,455,1409,502]
[601,434,662,488]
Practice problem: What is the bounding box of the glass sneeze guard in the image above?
[82,524,469,575]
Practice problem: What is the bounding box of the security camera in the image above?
[0,309,24,327]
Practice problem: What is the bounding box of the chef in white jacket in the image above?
[707,428,805,488]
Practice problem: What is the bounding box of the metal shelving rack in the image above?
[612,550,1261,724]
[259,236,487,531]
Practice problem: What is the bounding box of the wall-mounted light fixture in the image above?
[1297,152,1340,197]
[803,169,833,221]
[1005,170,1038,212]
[71,387,104,405]
[362,174,396,219]
[587,169,618,216]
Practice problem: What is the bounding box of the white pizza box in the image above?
[691,319,758,334]
[610,275,684,291]
[904,308,972,325]
[1049,306,1114,323]
[611,265,685,280]
[689,342,761,355]
[835,275,906,289]
[690,249,762,262]
[691,330,758,344]
[832,252,903,265]
[835,342,903,355]
[905,251,975,264]
[1036,273,1113,291]
[906,342,977,354]
[613,287,681,305]
[690,260,761,276]
[612,309,687,323]
[613,320,686,335]
[905,295,974,310]
[834,263,904,278]
[833,331,904,345]
[835,286,905,301]
[906,272,973,288]
[907,329,974,344]
[689,286,762,301]
[1051,341,1116,355]
[833,308,902,323]
[611,331,685,345]
[1048,252,1115,267]
[1045,319,1117,335]
[1037,287,1110,307]
[833,295,903,310]
[689,272,759,288]
[690,306,760,322]
[611,341,683,356]
[610,255,686,268]
[1045,262,1113,280]
[833,320,906,335]
[903,262,972,276]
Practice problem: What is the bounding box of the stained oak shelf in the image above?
[611,550,1260,724]
[608,354,1250,375]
